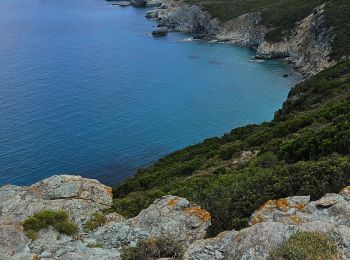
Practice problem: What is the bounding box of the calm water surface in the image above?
[0,0,301,186]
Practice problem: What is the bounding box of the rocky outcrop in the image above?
[0,175,112,227]
[1,175,349,259]
[152,27,168,37]
[146,0,220,39]
[184,187,350,259]
[0,176,210,259]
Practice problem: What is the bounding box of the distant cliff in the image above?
[1,175,349,259]
[145,0,350,77]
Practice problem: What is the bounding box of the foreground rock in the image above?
[1,175,349,259]
[184,187,350,259]
[0,176,210,259]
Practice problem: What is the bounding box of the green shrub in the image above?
[121,237,183,260]
[54,221,78,236]
[84,212,107,231]
[22,210,78,239]
[87,243,104,248]
[268,231,339,260]
[111,189,165,218]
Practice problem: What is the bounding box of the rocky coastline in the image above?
[114,0,336,77]
[1,175,349,259]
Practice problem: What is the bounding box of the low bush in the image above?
[268,231,339,260]
[22,210,78,239]
[84,212,107,231]
[121,237,183,260]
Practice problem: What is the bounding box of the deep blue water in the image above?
[0,0,300,186]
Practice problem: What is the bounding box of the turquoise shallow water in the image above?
[0,0,300,186]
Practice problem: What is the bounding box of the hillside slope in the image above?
[113,60,350,236]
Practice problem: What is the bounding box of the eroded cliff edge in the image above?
[145,0,336,77]
[1,175,349,259]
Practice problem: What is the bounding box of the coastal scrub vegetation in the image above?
[185,0,350,58]
[121,237,183,260]
[112,60,350,236]
[268,231,339,260]
[23,210,78,240]
[84,212,107,231]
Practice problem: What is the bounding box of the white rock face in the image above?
[184,187,350,260]
[256,4,335,76]
[0,175,210,259]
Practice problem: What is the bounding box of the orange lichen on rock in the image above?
[290,215,301,224]
[251,214,263,225]
[256,200,277,212]
[105,187,113,197]
[167,197,180,206]
[276,198,290,211]
[294,203,306,211]
[184,206,211,222]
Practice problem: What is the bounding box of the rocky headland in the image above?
[1,175,349,259]
[122,0,336,77]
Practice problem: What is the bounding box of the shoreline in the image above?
[116,0,334,78]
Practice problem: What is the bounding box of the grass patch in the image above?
[84,212,107,231]
[87,243,104,248]
[268,231,339,260]
[22,210,78,239]
[121,237,183,260]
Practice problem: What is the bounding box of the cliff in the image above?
[1,175,349,259]
[145,0,340,76]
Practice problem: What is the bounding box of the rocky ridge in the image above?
[143,0,335,76]
[1,175,349,259]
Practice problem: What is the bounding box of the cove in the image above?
[0,0,301,186]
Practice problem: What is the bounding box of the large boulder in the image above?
[0,175,113,259]
[0,175,112,227]
[127,195,211,245]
